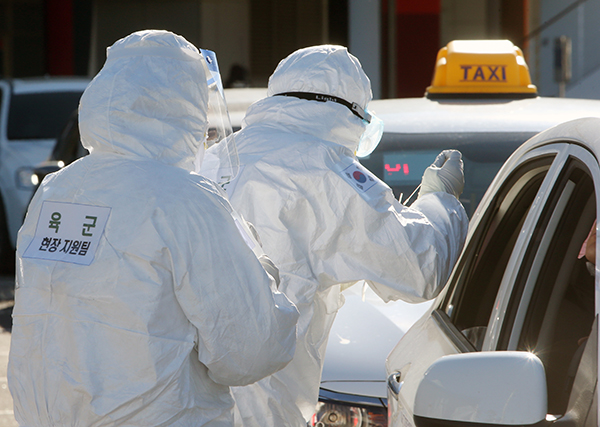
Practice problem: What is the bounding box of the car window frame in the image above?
[435,144,567,351]
[482,144,598,352]
[439,140,599,419]
[424,139,600,422]
[480,144,572,350]
[501,145,599,350]
[492,144,598,417]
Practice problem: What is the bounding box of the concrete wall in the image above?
[88,0,249,82]
[349,0,381,99]
[526,0,600,99]
[441,0,488,44]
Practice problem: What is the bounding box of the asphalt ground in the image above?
[0,275,16,427]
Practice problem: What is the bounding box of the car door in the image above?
[489,143,598,423]
[387,137,599,427]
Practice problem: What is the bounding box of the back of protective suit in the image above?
[227,95,468,427]
[221,45,469,427]
[7,30,298,427]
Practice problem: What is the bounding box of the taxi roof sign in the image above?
[426,40,538,98]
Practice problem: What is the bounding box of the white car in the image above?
[387,116,600,427]
[314,40,600,427]
[315,96,600,427]
[223,87,268,130]
[27,87,269,188]
[0,77,90,272]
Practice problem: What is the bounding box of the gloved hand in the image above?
[419,149,465,199]
[259,255,281,289]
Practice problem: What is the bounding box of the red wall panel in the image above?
[394,0,440,97]
[46,0,74,75]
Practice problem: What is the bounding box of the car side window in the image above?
[504,157,596,416]
[65,117,83,163]
[442,155,555,350]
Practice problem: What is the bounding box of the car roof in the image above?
[224,87,267,128]
[3,77,90,94]
[370,96,600,135]
[467,115,600,242]
[515,116,600,161]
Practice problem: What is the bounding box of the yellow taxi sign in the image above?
[426,40,538,97]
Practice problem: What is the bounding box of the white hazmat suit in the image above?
[8,30,298,427]
[216,45,470,426]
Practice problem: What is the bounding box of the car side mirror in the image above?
[414,351,548,427]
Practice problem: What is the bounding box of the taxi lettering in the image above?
[460,65,507,82]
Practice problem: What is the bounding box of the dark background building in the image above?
[3,0,577,99]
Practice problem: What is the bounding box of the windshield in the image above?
[50,110,87,164]
[360,136,521,217]
[7,91,84,140]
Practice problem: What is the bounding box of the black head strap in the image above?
[275,91,371,123]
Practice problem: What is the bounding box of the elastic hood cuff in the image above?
[107,45,202,63]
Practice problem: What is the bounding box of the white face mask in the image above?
[356,111,384,158]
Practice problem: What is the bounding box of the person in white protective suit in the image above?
[7,30,298,427]
[210,45,470,427]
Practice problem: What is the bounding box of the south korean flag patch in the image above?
[341,162,377,192]
[334,158,388,206]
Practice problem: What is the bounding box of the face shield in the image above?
[356,109,384,158]
[195,49,240,185]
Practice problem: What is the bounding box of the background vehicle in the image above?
[28,109,84,189]
[224,87,268,130]
[387,116,600,427]
[28,87,269,198]
[0,77,90,273]
[315,40,600,427]
[362,40,600,217]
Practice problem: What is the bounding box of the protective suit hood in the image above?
[265,45,372,153]
[268,45,371,109]
[79,30,209,171]
[241,96,365,153]
[10,30,299,427]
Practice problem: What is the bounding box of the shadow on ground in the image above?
[0,273,14,332]
[0,304,12,332]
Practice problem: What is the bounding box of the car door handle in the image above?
[387,371,403,397]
